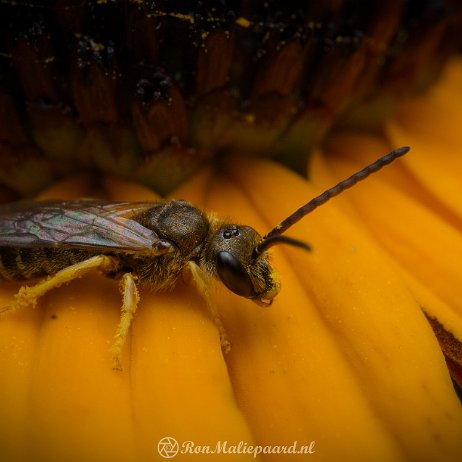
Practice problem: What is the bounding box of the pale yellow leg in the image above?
[187,261,231,353]
[110,273,139,371]
[1,255,119,314]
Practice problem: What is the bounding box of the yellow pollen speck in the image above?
[243,113,255,124]
[236,17,251,28]
[169,12,195,24]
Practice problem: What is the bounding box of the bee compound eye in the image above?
[216,251,255,298]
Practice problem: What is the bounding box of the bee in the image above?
[0,147,409,369]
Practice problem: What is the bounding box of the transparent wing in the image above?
[0,199,163,253]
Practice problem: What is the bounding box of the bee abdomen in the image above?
[0,247,92,281]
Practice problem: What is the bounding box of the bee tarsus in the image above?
[188,261,231,354]
[111,272,140,371]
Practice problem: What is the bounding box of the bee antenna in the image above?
[254,235,311,256]
[262,146,410,241]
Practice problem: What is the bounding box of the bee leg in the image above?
[110,273,139,371]
[6,255,119,313]
[187,261,231,353]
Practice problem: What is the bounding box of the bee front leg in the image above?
[110,272,139,371]
[1,255,120,314]
[187,261,231,353]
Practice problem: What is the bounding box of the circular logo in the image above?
[157,436,179,459]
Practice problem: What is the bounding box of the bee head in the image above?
[205,224,309,306]
[201,146,409,305]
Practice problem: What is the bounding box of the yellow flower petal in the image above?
[225,157,462,459]
[387,57,462,223]
[319,59,462,417]
[318,133,462,342]
[1,154,462,461]
[0,177,256,462]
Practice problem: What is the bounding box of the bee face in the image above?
[204,224,281,306]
